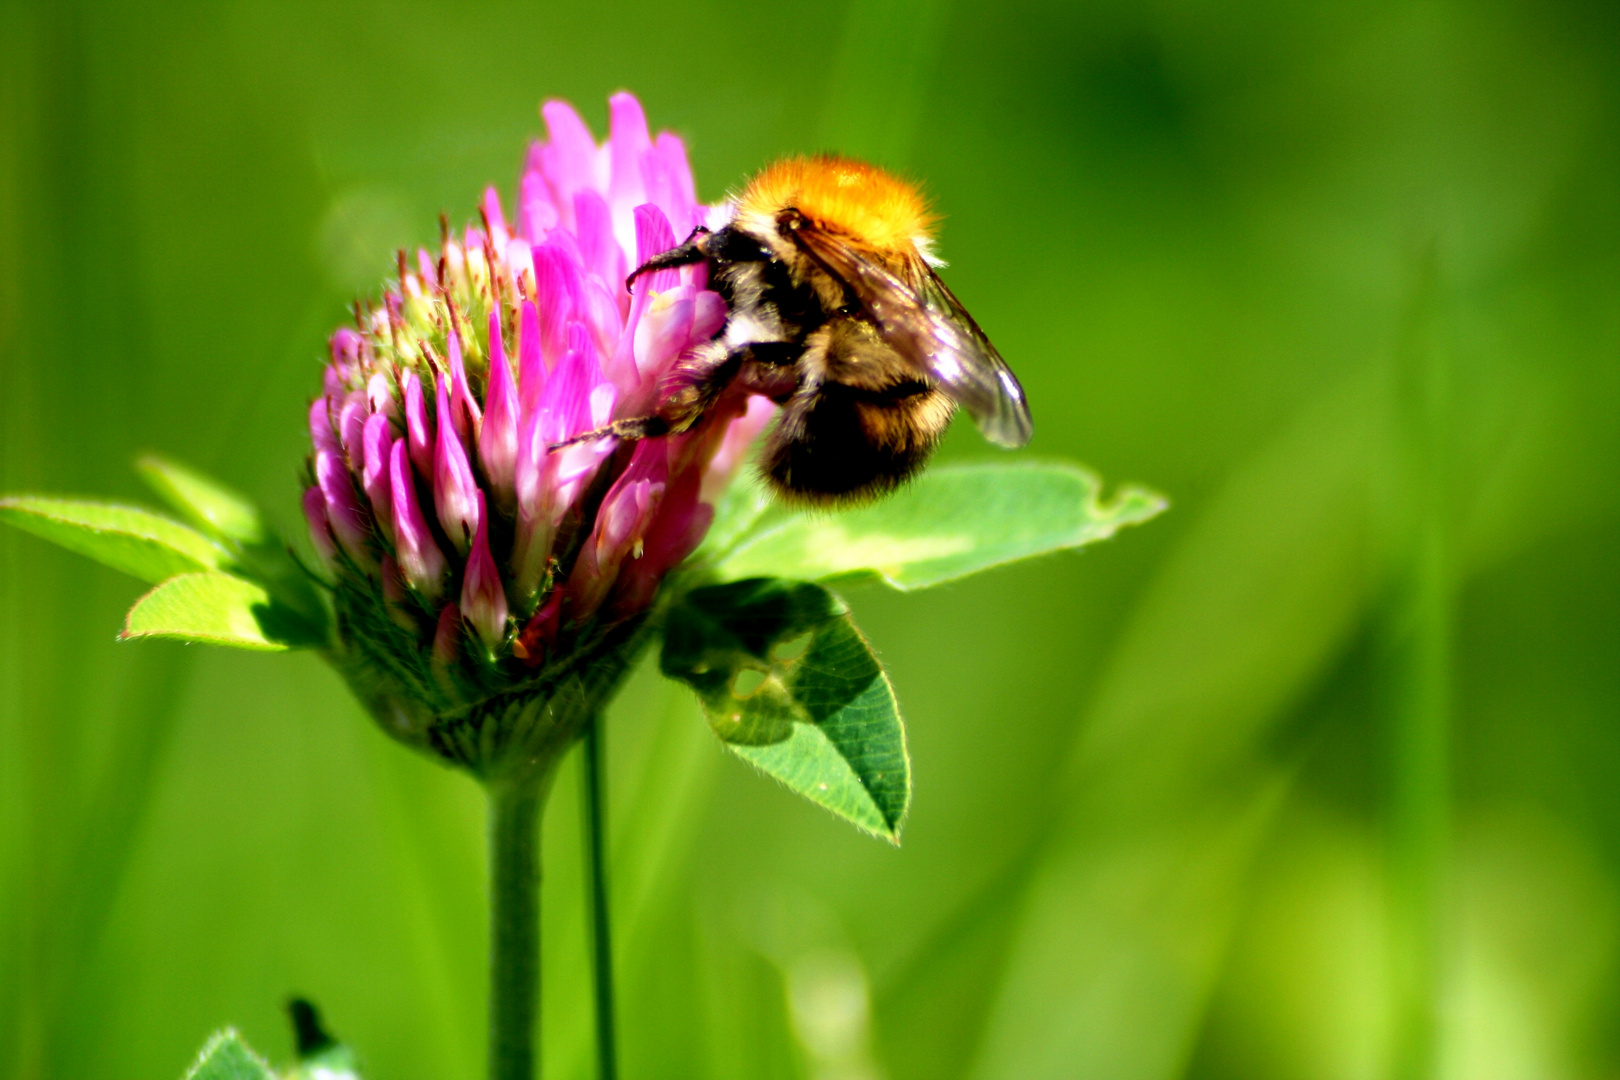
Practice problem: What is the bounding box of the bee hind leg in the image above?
[548,342,801,452]
[549,415,671,450]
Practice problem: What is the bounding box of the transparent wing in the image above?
[791,221,1033,448]
[909,265,1033,448]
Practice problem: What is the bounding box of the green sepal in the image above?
[710,462,1167,590]
[661,578,909,841]
[182,1031,278,1080]
[0,496,228,583]
[124,571,323,651]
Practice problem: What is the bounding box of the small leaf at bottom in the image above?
[183,1030,277,1080]
[662,578,909,840]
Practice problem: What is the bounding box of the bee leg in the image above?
[626,226,772,291]
[735,342,803,401]
[626,227,711,292]
[548,342,802,452]
[549,415,671,450]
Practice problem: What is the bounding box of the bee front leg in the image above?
[626,228,710,291]
[626,226,772,291]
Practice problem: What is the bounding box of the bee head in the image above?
[734,155,938,271]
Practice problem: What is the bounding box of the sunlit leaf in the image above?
[0,496,228,583]
[123,571,322,650]
[139,456,332,640]
[710,462,1166,590]
[137,454,267,544]
[183,1031,277,1080]
[661,578,909,840]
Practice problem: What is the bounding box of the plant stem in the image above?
[489,778,545,1080]
[1385,248,1451,1080]
[1387,519,1450,1080]
[582,717,619,1080]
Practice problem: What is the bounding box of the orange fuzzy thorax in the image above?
[739,155,936,253]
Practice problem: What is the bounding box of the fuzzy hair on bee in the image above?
[567,153,1032,505]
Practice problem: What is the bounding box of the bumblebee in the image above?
[587,154,1032,504]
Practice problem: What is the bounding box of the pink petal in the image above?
[366,373,396,418]
[434,373,481,553]
[540,99,601,214]
[520,165,559,240]
[402,369,435,478]
[573,189,626,294]
[302,486,336,564]
[309,396,341,458]
[315,449,371,565]
[431,601,462,668]
[654,132,698,224]
[543,322,605,444]
[482,187,511,252]
[532,241,582,368]
[505,237,536,299]
[632,291,695,378]
[446,329,483,442]
[461,491,509,649]
[691,290,727,342]
[579,275,626,363]
[338,394,367,467]
[607,92,651,215]
[480,310,520,509]
[362,413,395,542]
[390,439,446,600]
[633,203,681,294]
[642,138,694,242]
[613,463,709,615]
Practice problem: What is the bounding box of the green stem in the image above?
[1387,521,1450,1080]
[582,718,619,1080]
[489,779,545,1080]
[1385,249,1451,1080]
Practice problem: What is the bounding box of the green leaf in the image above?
[0,496,228,583]
[661,578,909,840]
[711,462,1168,590]
[183,1031,277,1080]
[123,571,322,650]
[137,454,266,544]
[135,455,332,640]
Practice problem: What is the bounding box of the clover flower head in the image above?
[304,93,774,776]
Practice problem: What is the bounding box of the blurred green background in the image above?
[3,0,1618,1077]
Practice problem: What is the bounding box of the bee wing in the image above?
[792,223,1034,448]
[908,264,1034,448]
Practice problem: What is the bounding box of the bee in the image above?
[577,154,1032,504]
